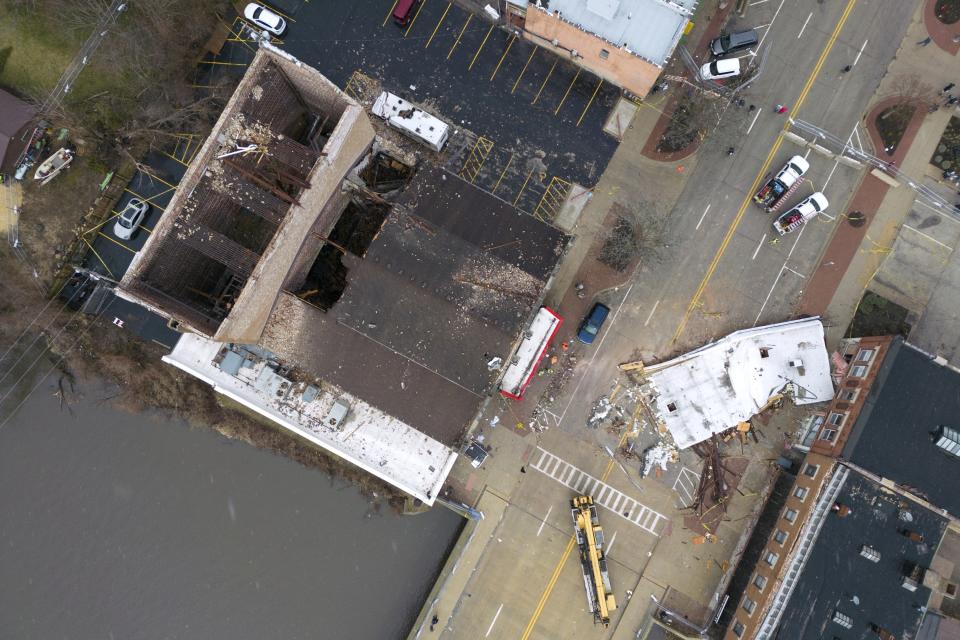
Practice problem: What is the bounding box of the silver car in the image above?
[113,198,149,240]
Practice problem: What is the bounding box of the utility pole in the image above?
[38,0,130,117]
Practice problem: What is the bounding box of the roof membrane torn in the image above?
[163,333,457,505]
[643,317,833,449]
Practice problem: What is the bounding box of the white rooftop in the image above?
[537,0,694,65]
[644,318,834,449]
[163,333,457,505]
[371,91,449,150]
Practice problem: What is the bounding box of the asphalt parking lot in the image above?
[81,150,187,280]
[256,0,621,213]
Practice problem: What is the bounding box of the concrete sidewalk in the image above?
[798,1,960,347]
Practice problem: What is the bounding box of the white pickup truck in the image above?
[754,155,809,211]
[773,192,829,235]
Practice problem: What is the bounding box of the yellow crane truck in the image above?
[571,495,617,626]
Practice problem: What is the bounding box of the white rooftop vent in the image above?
[860,545,881,563]
[832,611,853,629]
[789,359,804,368]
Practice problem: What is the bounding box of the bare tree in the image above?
[598,201,665,272]
[891,74,939,109]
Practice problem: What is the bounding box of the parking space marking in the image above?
[752,234,767,260]
[485,603,504,638]
[537,505,553,537]
[554,67,581,115]
[903,224,953,250]
[513,168,535,206]
[530,447,667,536]
[532,59,558,104]
[746,107,763,135]
[798,12,813,39]
[491,153,514,193]
[490,35,516,80]
[853,38,868,66]
[383,0,399,26]
[156,148,189,168]
[533,176,570,221]
[404,0,428,37]
[425,2,451,48]
[137,170,178,190]
[97,231,137,254]
[124,186,176,208]
[696,203,711,230]
[644,299,660,327]
[606,531,618,555]
[447,13,472,59]
[512,48,537,94]
[262,2,295,22]
[82,238,116,279]
[220,18,258,53]
[198,59,247,66]
[672,466,700,507]
[469,24,495,70]
[576,78,603,127]
[460,136,495,183]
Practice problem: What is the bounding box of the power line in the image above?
[0,276,77,373]
[0,298,115,430]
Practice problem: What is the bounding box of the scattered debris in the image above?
[640,442,679,477]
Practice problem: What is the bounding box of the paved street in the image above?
[551,0,917,435]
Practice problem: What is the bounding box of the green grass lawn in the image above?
[0,13,75,97]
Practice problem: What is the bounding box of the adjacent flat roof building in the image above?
[506,0,694,97]
[722,337,960,640]
[642,318,833,449]
[120,47,568,504]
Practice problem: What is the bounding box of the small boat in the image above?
[34,148,73,185]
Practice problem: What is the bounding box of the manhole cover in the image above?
[848,211,866,227]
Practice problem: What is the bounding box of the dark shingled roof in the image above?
[776,471,946,640]
[0,88,36,173]
[843,339,960,517]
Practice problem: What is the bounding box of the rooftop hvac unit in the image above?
[934,425,960,457]
[833,611,854,629]
[789,359,804,368]
[860,545,881,563]
[325,399,351,430]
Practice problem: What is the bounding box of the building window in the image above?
[784,509,798,523]
[819,427,838,442]
[599,48,610,59]
[774,529,789,544]
[828,412,846,426]
[742,597,757,615]
[765,551,779,566]
[794,486,809,501]
[760,348,770,358]
[803,463,819,478]
[733,621,745,637]
[850,364,868,378]
[667,402,677,412]
[841,388,859,402]
[753,574,768,590]
[856,349,875,362]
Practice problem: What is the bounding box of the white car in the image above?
[700,57,741,81]
[244,3,287,36]
[113,198,149,240]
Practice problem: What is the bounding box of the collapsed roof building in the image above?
[118,47,568,504]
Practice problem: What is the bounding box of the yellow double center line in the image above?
[520,2,858,637]
[670,0,858,345]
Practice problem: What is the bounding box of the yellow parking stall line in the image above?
[98,231,137,254]
[404,0,427,37]
[425,2,451,48]
[234,16,284,44]
[447,14,472,59]
[138,225,152,234]
[576,78,603,127]
[187,140,203,164]
[157,149,189,168]
[137,170,178,190]
[124,185,176,207]
[82,238,116,280]
[489,35,516,81]
[492,153,514,193]
[511,48,536,94]
[468,24,495,70]
[190,84,217,89]
[221,18,257,53]
[383,0,400,26]
[553,67,581,115]
[532,59,557,104]
[261,2,295,21]
[513,168,535,206]
[82,210,122,237]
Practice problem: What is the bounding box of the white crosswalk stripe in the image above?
[529,447,667,537]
